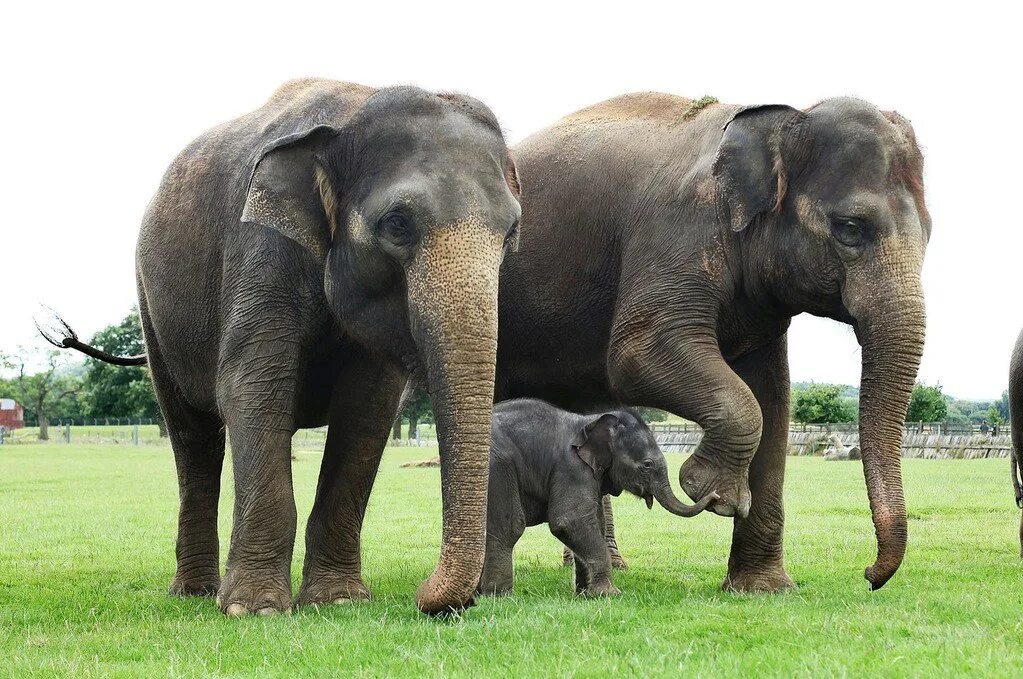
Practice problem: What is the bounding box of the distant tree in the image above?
[792,384,856,424]
[1,347,81,440]
[944,400,969,424]
[393,387,433,439]
[987,405,1003,426]
[997,390,1010,422]
[906,383,948,423]
[636,407,668,423]
[82,308,161,425]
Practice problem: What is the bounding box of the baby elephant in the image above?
[479,398,717,597]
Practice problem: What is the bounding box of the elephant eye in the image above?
[642,459,653,469]
[378,212,415,247]
[830,216,869,248]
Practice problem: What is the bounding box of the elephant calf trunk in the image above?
[652,469,718,517]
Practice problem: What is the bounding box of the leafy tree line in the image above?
[790,381,1010,425]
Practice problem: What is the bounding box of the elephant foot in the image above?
[679,453,751,518]
[295,574,371,608]
[580,580,621,598]
[169,571,220,598]
[217,568,292,616]
[722,567,795,594]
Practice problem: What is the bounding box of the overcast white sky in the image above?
[0,1,1017,398]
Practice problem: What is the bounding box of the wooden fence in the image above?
[652,424,1014,459]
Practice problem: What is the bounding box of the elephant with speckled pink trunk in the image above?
[55,79,520,616]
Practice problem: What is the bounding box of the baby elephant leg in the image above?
[551,502,619,597]
[478,474,525,596]
[563,497,627,570]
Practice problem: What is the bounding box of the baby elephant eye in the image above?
[830,216,868,248]
[642,459,653,469]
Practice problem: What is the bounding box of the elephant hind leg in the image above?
[144,317,225,598]
[478,465,524,596]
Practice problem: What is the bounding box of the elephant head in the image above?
[571,411,717,516]
[714,98,930,589]
[241,87,520,613]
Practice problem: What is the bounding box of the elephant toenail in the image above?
[225,603,248,616]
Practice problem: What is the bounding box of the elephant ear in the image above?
[570,413,619,478]
[712,105,805,232]
[240,125,340,259]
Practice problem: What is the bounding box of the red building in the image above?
[0,398,25,429]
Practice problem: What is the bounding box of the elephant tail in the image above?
[35,306,148,366]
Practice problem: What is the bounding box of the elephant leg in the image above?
[723,335,795,593]
[609,324,762,518]
[215,344,303,616]
[573,555,590,594]
[145,325,225,598]
[296,350,406,607]
[602,496,628,569]
[563,496,627,570]
[479,466,524,596]
[551,500,619,597]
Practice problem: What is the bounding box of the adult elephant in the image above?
[1010,329,1022,556]
[50,79,521,615]
[494,94,930,592]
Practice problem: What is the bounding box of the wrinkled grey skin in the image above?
[1010,329,1023,557]
[123,80,519,615]
[478,399,715,597]
[495,94,930,592]
[562,497,627,570]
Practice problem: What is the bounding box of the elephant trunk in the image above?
[855,294,926,590]
[406,221,503,615]
[651,461,717,517]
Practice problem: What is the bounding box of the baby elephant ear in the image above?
[241,125,339,260]
[571,413,619,477]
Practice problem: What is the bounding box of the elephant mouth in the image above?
[643,494,654,510]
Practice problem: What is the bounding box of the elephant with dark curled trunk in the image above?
[53,79,520,615]
[491,94,930,592]
[478,399,716,597]
[1010,329,1023,557]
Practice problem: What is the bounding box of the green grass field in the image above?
[2,442,1021,677]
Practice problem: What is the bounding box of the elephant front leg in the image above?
[609,324,762,518]
[551,502,619,597]
[723,335,795,593]
[562,496,627,570]
[296,353,406,607]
